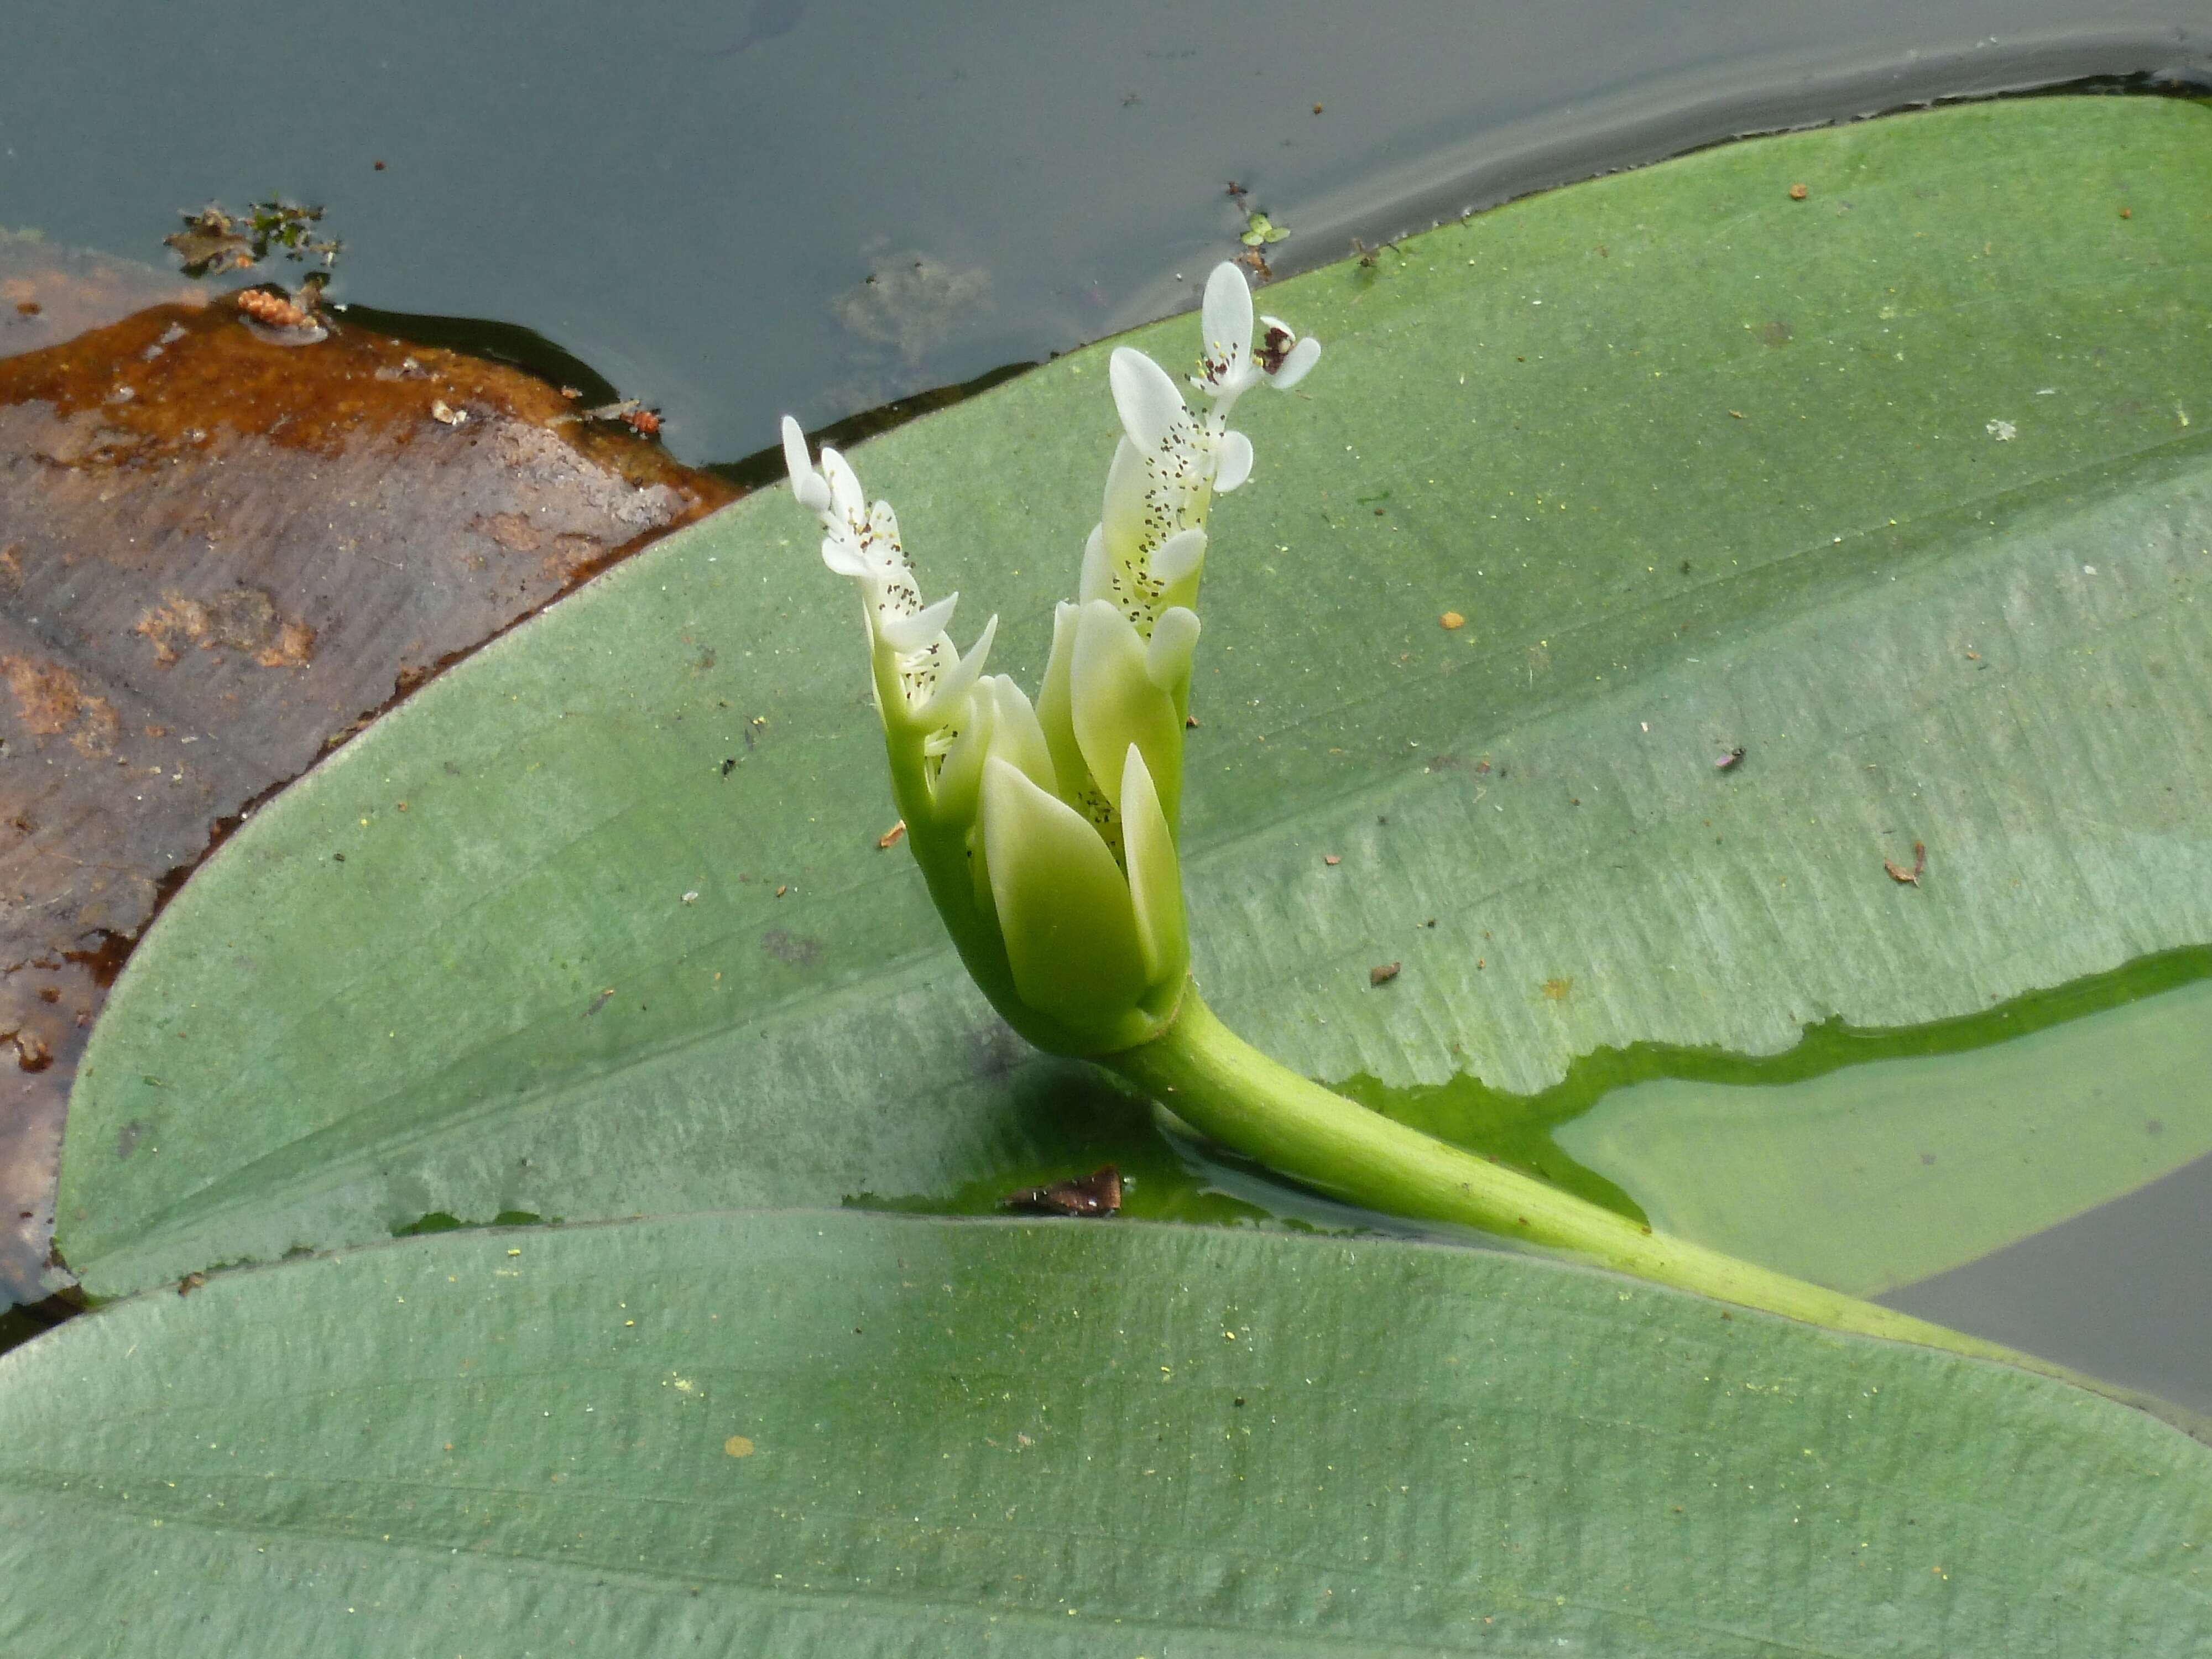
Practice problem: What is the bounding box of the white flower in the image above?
[1083,264,1321,640]
[1191,260,1322,414]
[781,416,997,744]
[777,262,1319,1056]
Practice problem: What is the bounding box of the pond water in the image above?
[3,2,2209,1420]
[5,2,2209,468]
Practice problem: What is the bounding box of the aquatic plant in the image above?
[782,261,2057,1376]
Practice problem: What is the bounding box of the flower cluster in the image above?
[782,262,1318,1055]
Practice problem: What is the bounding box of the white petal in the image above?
[1148,527,1206,588]
[879,592,957,653]
[820,535,869,578]
[1079,524,1111,606]
[1110,348,1187,454]
[1269,335,1322,391]
[1214,429,1254,494]
[1120,744,1187,984]
[820,447,865,520]
[782,416,831,512]
[1145,606,1200,696]
[912,614,997,726]
[1202,263,1254,380]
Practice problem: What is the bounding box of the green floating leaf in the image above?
[1242,210,1290,246]
[59,97,2212,1298]
[3,1213,2208,1656]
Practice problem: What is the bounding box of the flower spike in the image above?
[1088,265,1322,641]
[781,415,997,737]
[778,263,1318,1056]
[770,269,2078,1380]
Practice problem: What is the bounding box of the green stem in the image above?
[1106,988,2201,1427]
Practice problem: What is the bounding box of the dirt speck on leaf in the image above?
[761,928,825,968]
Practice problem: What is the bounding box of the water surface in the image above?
[3,2,2207,462]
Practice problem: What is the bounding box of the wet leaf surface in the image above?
[1,280,732,1300]
[0,228,203,361]
[4,1212,2209,1658]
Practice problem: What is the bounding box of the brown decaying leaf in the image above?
[1002,1166,1124,1218]
[0,291,735,1306]
[3,233,202,362]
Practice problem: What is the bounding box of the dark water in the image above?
[2,2,2210,1411]
[3,2,2208,467]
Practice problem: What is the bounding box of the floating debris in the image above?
[163,208,253,276]
[1370,961,1401,986]
[1353,236,1404,271]
[234,285,326,346]
[1241,210,1290,248]
[574,398,665,439]
[1003,1165,1123,1217]
[1715,747,1746,771]
[1884,841,1929,886]
[165,200,341,278]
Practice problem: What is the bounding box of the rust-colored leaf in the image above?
[0,282,735,1302]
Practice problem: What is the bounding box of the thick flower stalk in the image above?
[780,263,2169,1424]
[783,263,1316,1056]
